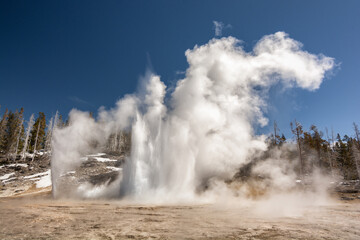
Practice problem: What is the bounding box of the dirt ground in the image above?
[0,192,360,240]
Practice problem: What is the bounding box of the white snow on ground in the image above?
[106,166,122,171]
[94,157,117,162]
[24,153,34,158]
[26,151,47,157]
[0,173,15,181]
[35,170,51,188]
[24,170,50,179]
[0,164,28,169]
[83,153,118,162]
[23,170,51,188]
[2,177,17,184]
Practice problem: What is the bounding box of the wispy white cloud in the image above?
[213,21,232,37]
[68,96,92,106]
[175,70,186,75]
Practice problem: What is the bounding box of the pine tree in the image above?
[29,112,46,152]
[309,125,326,168]
[0,109,9,153]
[7,108,25,158]
[335,134,357,179]
[4,111,20,158]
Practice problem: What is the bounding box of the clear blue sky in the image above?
[0,0,359,138]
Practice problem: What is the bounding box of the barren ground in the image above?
[1,192,360,240]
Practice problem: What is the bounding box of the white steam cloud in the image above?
[51,32,334,202]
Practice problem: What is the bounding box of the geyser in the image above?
[51,32,334,201]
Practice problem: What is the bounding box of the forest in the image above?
[0,106,359,181]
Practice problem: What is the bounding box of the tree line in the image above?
[268,120,360,180]
[0,106,359,180]
[0,106,130,161]
[0,106,66,160]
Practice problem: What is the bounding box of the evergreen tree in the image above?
[0,109,9,153]
[6,108,25,157]
[0,108,24,158]
[309,125,326,168]
[57,113,66,128]
[335,134,357,179]
[4,111,16,154]
[29,112,46,152]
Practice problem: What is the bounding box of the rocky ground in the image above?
[0,152,125,198]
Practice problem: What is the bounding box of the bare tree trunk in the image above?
[21,114,34,160]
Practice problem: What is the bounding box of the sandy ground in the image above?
[0,192,360,240]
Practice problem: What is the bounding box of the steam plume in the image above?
[51,32,334,201]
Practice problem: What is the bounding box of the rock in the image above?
[336,188,359,193]
[340,196,355,201]
[89,171,119,186]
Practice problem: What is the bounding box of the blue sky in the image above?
[0,0,359,138]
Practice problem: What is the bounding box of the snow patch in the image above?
[0,164,28,169]
[2,177,17,184]
[94,157,117,162]
[0,173,15,181]
[24,170,50,179]
[60,171,76,177]
[35,171,51,188]
[106,166,122,171]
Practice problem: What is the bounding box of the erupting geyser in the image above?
[51,32,334,201]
